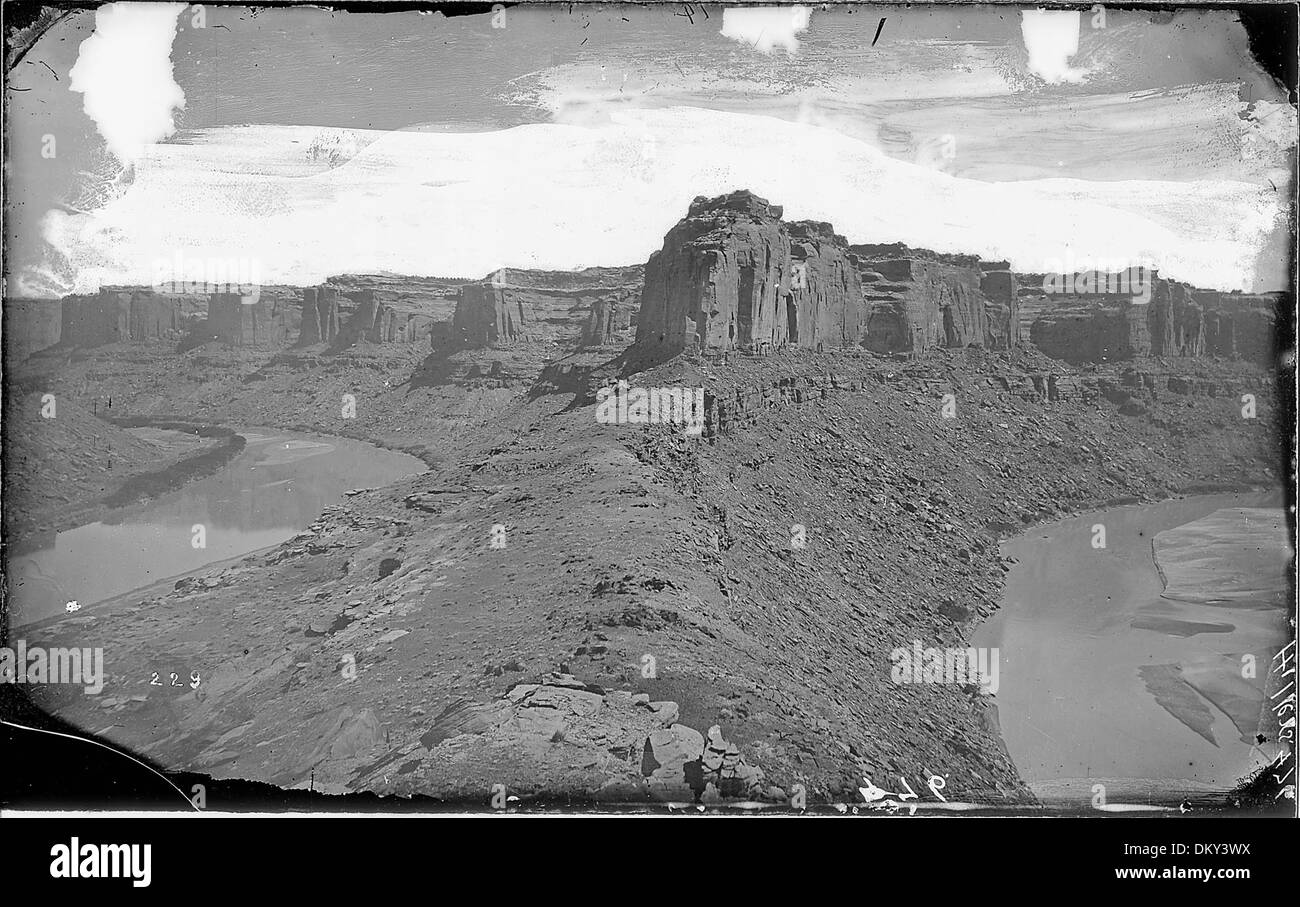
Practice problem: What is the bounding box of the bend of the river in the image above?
[8,427,426,627]
[974,491,1292,807]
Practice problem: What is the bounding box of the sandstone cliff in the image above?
[204,293,293,347]
[849,245,1020,354]
[59,289,197,347]
[636,191,863,353]
[453,266,642,348]
[1019,273,1279,366]
[301,275,466,348]
[4,298,63,360]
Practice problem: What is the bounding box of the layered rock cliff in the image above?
[58,289,198,347]
[851,246,1018,354]
[4,298,63,360]
[203,294,293,347]
[300,275,466,348]
[452,266,642,348]
[633,194,1028,357]
[635,191,863,353]
[1019,273,1279,366]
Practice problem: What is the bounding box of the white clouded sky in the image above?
[6,3,1294,295]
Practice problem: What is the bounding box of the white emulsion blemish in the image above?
[68,2,187,164]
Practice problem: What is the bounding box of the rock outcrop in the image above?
[635,191,863,353]
[55,287,302,350]
[58,289,197,347]
[581,295,635,346]
[452,266,642,348]
[300,275,466,349]
[850,245,1019,354]
[633,194,1029,357]
[204,293,292,347]
[1019,273,1279,366]
[299,286,343,345]
[4,298,63,360]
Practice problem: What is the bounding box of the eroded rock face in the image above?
[635,191,863,353]
[979,262,1021,350]
[1196,291,1278,363]
[453,267,642,348]
[337,290,394,345]
[298,287,335,345]
[1020,274,1279,366]
[581,294,636,346]
[207,293,292,347]
[300,283,451,348]
[60,289,194,347]
[851,246,1018,354]
[3,298,62,360]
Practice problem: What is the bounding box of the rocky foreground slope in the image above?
[3,191,1289,808]
[10,353,1282,805]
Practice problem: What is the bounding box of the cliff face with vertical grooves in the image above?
[58,289,196,347]
[2,298,63,360]
[581,295,635,346]
[635,191,863,353]
[205,294,293,347]
[299,276,466,348]
[452,267,642,348]
[1018,273,1279,366]
[299,286,343,345]
[634,194,1027,357]
[848,245,1020,354]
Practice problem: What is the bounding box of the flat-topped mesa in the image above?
[849,244,1019,354]
[452,266,642,348]
[635,190,863,353]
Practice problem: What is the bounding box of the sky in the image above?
[5,2,1295,296]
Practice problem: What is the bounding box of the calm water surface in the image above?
[974,492,1291,806]
[8,428,425,626]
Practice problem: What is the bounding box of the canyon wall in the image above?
[3,298,62,361]
[635,191,862,353]
[453,266,642,348]
[635,194,1023,357]
[50,288,299,350]
[59,289,198,347]
[581,294,636,346]
[303,275,466,349]
[299,286,343,346]
[1018,273,1279,366]
[849,245,1020,354]
[204,294,293,347]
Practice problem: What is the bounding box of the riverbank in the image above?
[2,401,245,556]
[4,426,427,628]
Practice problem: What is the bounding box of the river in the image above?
[974,491,1292,807]
[7,427,426,627]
